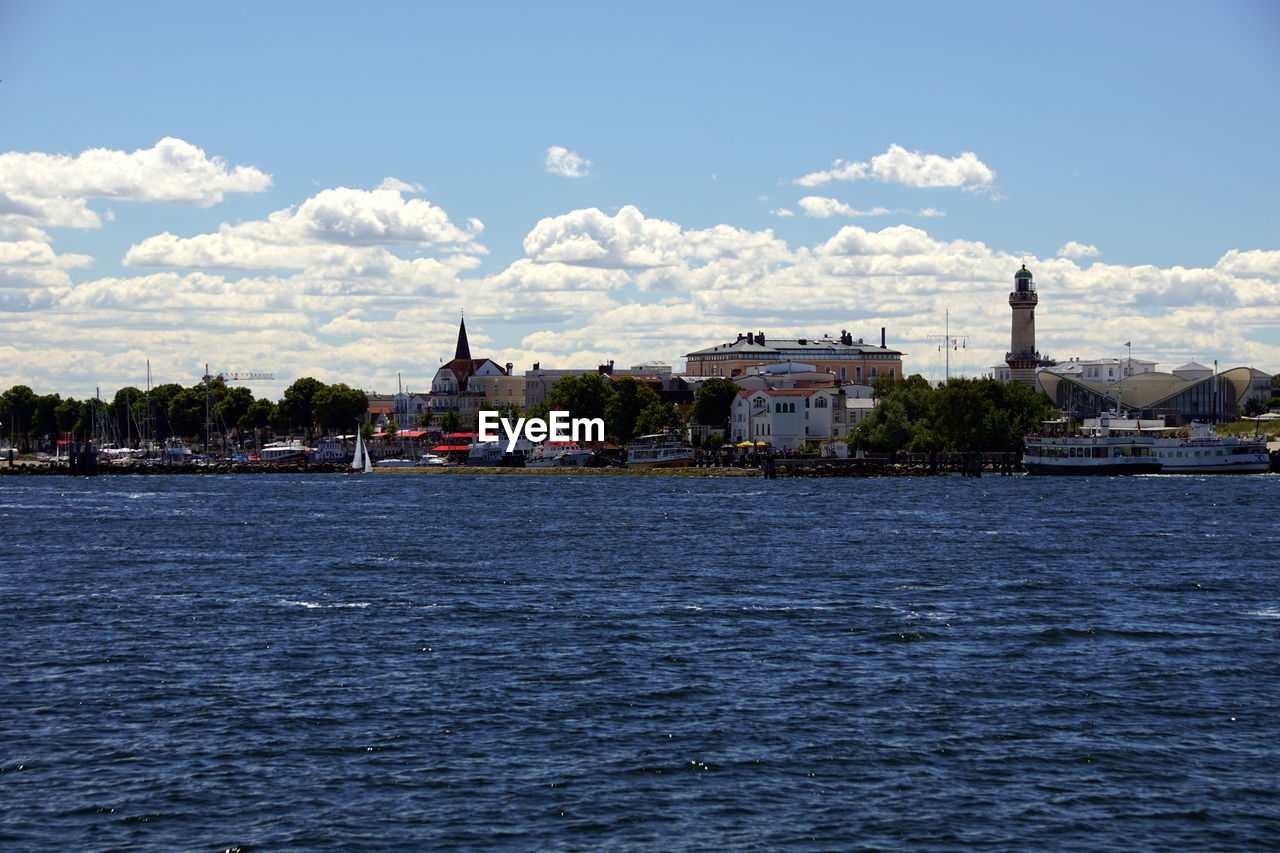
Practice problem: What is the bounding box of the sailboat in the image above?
[351,431,373,473]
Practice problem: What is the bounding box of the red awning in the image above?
[444,432,476,438]
[433,444,471,452]
[400,430,427,438]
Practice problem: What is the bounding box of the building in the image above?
[729,387,849,451]
[1005,265,1043,387]
[1036,365,1265,424]
[428,317,509,415]
[994,356,1161,387]
[684,329,903,383]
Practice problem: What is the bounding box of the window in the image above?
[816,397,827,408]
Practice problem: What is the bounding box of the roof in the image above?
[1038,367,1256,409]
[686,336,901,358]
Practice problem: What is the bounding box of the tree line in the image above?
[0,378,368,451]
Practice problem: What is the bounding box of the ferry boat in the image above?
[1151,422,1271,474]
[626,430,694,469]
[310,436,351,464]
[259,440,307,463]
[1022,415,1161,475]
[525,441,593,468]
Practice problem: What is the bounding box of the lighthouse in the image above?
[1005,265,1039,387]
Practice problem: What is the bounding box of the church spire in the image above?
[453,313,471,361]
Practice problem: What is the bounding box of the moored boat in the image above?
[1022,415,1161,475]
[1151,422,1271,474]
[525,441,592,468]
[626,430,694,469]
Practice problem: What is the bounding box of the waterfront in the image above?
[2,474,1278,850]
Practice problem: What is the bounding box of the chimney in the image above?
[757,331,766,345]
[505,362,513,376]
[880,327,885,348]
[532,361,540,371]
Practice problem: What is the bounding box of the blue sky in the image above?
[2,0,1278,397]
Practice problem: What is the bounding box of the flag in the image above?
[1123,341,1131,347]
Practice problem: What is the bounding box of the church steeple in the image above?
[454,314,471,361]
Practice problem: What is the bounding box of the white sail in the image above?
[351,432,370,473]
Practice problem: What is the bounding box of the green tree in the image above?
[148,383,185,439]
[543,373,612,422]
[416,409,434,428]
[32,394,62,445]
[242,398,275,433]
[279,377,326,438]
[385,420,399,438]
[312,383,368,433]
[54,398,83,436]
[439,410,463,434]
[692,377,738,429]
[216,386,255,438]
[360,422,375,440]
[2,385,37,449]
[605,377,663,444]
[109,387,145,444]
[635,399,683,438]
[167,387,206,440]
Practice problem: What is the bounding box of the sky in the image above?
[2,0,1278,400]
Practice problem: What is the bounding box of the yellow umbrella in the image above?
[735,441,755,447]
[755,441,770,447]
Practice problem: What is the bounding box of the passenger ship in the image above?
[1150,422,1271,474]
[1022,415,1162,475]
[626,430,694,469]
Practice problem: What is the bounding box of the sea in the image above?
[1,472,1277,851]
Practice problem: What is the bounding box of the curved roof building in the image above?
[1037,367,1258,424]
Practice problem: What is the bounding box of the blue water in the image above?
[1,473,1278,850]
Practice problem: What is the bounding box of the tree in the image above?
[2,385,37,449]
[216,386,255,438]
[148,383,185,439]
[54,398,83,436]
[635,399,683,438]
[605,377,663,444]
[386,420,399,438]
[279,377,326,438]
[167,387,206,440]
[312,383,368,433]
[439,410,463,434]
[32,394,62,445]
[416,409,434,428]
[109,387,145,444]
[242,398,275,433]
[692,377,738,429]
[543,373,612,422]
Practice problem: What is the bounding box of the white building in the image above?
[729,387,848,451]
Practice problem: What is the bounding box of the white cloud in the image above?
[796,144,996,193]
[917,208,946,217]
[523,205,683,268]
[1215,249,1280,278]
[770,208,795,218]
[0,137,271,207]
[125,185,484,270]
[1057,241,1100,258]
[798,197,896,218]
[376,177,425,193]
[544,145,592,178]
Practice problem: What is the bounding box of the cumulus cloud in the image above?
[125,185,484,270]
[0,137,271,207]
[523,205,683,268]
[376,177,425,193]
[544,146,592,178]
[1057,241,1100,258]
[796,144,996,193]
[798,197,896,218]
